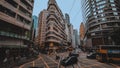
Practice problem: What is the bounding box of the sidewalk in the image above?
[1,56,38,68]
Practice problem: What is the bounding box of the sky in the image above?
[32,0,83,32]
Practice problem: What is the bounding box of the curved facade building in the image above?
[81,0,120,47]
[38,0,67,52]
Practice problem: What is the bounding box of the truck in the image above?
[96,45,120,62]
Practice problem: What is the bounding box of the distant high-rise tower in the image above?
[37,10,48,47]
[80,22,85,46]
[73,29,80,48]
[32,15,38,37]
[80,22,85,41]
[65,13,73,46]
[81,0,120,47]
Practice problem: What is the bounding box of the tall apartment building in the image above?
[32,15,38,45]
[80,22,85,46]
[0,0,34,47]
[38,10,48,47]
[80,22,85,41]
[81,0,120,48]
[38,0,67,52]
[73,29,80,48]
[32,15,38,37]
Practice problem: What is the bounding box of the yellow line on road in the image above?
[47,56,58,64]
[32,61,35,67]
[81,62,101,68]
[40,56,50,68]
[19,57,41,68]
[110,63,120,68]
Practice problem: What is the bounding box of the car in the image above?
[87,52,96,59]
[60,56,78,66]
[69,52,79,57]
[75,48,81,53]
[69,50,79,57]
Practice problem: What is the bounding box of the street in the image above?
[16,52,120,68]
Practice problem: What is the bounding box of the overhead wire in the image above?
[72,0,82,21]
[73,7,81,20]
[69,0,76,14]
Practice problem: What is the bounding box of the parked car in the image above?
[87,52,96,59]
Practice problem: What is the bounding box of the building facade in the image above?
[80,22,85,47]
[80,22,85,41]
[38,0,67,52]
[81,0,120,48]
[73,29,80,48]
[0,0,34,47]
[32,15,38,37]
[65,13,73,46]
[32,15,38,45]
[37,10,48,47]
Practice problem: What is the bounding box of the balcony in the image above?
[89,19,120,29]
[0,31,30,40]
[0,12,30,30]
[18,10,32,22]
[26,0,33,7]
[46,39,60,43]
[19,9,31,18]
[17,1,32,14]
[0,0,17,12]
[46,34,62,41]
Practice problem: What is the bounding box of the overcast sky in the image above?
[33,0,83,33]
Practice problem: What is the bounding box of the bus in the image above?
[96,45,120,62]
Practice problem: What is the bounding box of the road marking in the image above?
[40,56,50,68]
[47,55,58,64]
[19,56,41,68]
[110,63,120,68]
[32,61,35,67]
[77,62,82,68]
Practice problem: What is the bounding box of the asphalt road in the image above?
[17,52,120,68]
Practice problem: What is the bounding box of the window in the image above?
[113,12,118,15]
[98,5,105,9]
[102,18,106,21]
[93,12,96,15]
[0,5,16,18]
[95,16,97,18]
[97,1,106,6]
[101,14,104,17]
[93,8,96,11]
[115,17,119,20]
[110,0,114,2]
[96,0,100,2]
[112,8,117,11]
[5,0,18,8]
[98,10,103,13]
[111,4,115,6]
